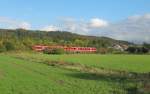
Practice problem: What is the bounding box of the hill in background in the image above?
[0,29,132,51]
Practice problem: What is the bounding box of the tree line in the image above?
[0,29,130,52]
[0,29,149,54]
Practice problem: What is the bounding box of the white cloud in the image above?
[0,16,31,29]
[41,25,59,31]
[54,14,150,43]
[89,18,108,28]
[62,18,90,34]
[92,14,150,43]
[47,17,108,35]
[19,22,31,29]
[143,14,150,19]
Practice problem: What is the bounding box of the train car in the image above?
[32,45,48,51]
[32,45,97,53]
[64,47,97,53]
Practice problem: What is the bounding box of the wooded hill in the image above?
[0,29,132,51]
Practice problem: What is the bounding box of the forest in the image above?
[0,29,130,51]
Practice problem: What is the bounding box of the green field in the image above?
[0,52,150,94]
[13,53,150,73]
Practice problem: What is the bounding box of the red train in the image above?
[32,45,97,53]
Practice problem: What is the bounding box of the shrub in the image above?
[3,41,15,51]
[0,46,6,52]
[0,41,6,52]
[126,46,149,54]
[112,50,128,54]
[98,48,108,54]
[43,48,65,54]
[141,47,149,53]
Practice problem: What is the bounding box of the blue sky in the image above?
[0,0,150,43]
[0,0,150,24]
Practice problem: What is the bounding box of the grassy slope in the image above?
[0,54,124,94]
[0,53,150,94]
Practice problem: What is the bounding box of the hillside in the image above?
[0,29,132,50]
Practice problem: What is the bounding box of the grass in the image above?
[0,52,150,94]
[12,52,150,73]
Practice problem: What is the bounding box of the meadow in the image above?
[0,52,150,94]
[13,52,150,73]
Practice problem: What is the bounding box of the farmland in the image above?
[12,52,150,73]
[0,52,150,94]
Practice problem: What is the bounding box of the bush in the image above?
[98,48,108,54]
[0,41,6,52]
[141,47,149,53]
[126,46,149,54]
[43,48,65,54]
[112,50,128,54]
[3,41,15,51]
[0,46,6,53]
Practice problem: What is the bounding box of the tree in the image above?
[141,47,149,53]
[3,41,15,51]
[143,43,150,50]
[74,39,84,46]
[126,46,149,54]
[126,47,136,53]
[0,40,6,52]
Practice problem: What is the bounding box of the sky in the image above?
[0,0,150,43]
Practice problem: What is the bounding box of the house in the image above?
[112,44,128,51]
